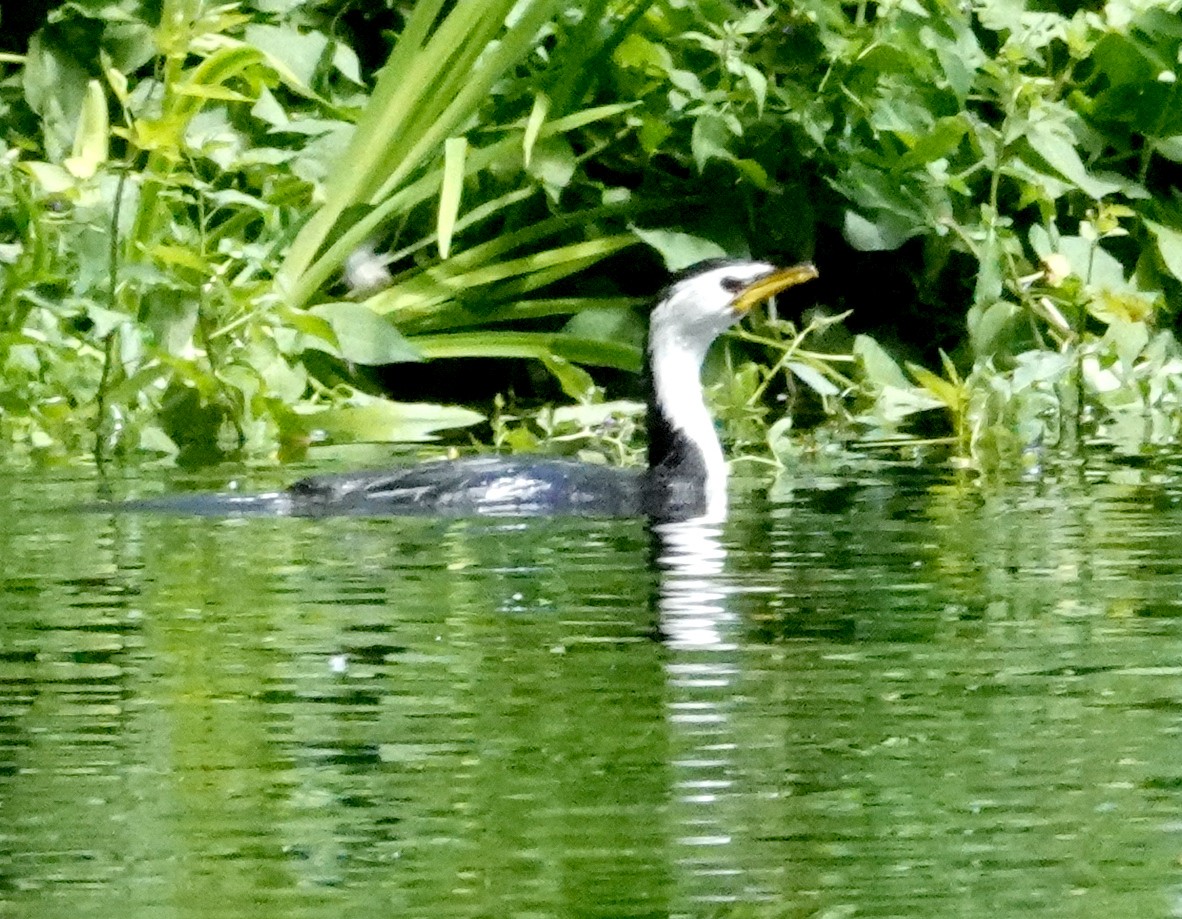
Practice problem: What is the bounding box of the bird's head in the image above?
[650,259,819,356]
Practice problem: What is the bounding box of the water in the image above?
[2,459,1182,918]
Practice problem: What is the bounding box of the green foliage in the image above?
[0,0,650,465]
[774,0,1182,465]
[2,0,1182,472]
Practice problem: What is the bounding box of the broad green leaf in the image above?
[741,64,767,115]
[873,385,946,423]
[22,31,89,160]
[788,361,840,397]
[309,303,423,365]
[290,396,484,444]
[690,113,732,172]
[633,226,727,270]
[1145,220,1182,282]
[968,300,1023,359]
[1024,121,1126,200]
[551,400,645,427]
[540,354,596,400]
[843,210,917,252]
[437,136,468,259]
[854,335,911,389]
[1103,318,1150,371]
[528,137,576,198]
[896,115,968,170]
[21,161,76,194]
[243,24,328,88]
[64,80,109,179]
[907,363,962,410]
[1155,136,1182,163]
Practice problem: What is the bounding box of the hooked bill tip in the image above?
[734,262,819,313]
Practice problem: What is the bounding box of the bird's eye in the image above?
[720,277,746,294]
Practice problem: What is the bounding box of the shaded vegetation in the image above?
[0,0,1180,472]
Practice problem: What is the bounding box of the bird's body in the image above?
[94,259,816,521]
[286,455,646,517]
[285,259,818,521]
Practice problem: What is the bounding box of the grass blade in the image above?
[437,136,468,259]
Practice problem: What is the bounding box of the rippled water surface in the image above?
[2,460,1182,918]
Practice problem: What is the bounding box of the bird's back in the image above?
[286,456,646,517]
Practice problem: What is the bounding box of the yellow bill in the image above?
[734,262,819,313]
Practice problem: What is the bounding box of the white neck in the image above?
[649,332,728,518]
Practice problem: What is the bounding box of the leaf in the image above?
[277,0,572,305]
[690,112,733,172]
[787,361,839,397]
[1155,136,1182,164]
[1024,121,1126,200]
[873,385,946,423]
[411,331,641,372]
[842,210,918,251]
[906,363,961,410]
[64,80,109,179]
[243,24,328,88]
[968,300,1023,359]
[551,400,644,427]
[527,136,576,198]
[632,226,727,270]
[523,92,549,167]
[742,64,767,116]
[539,354,596,400]
[20,161,76,194]
[896,115,968,170]
[854,335,911,389]
[309,303,423,365]
[1145,220,1182,283]
[437,136,467,259]
[289,396,484,444]
[1103,318,1150,371]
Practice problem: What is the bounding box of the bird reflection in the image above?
[653,517,755,908]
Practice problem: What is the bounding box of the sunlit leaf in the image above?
[1024,121,1126,200]
[437,136,468,259]
[309,303,423,365]
[63,80,109,179]
[523,92,549,167]
[843,210,918,252]
[632,226,727,270]
[1145,220,1182,282]
[907,363,962,410]
[854,335,911,389]
[788,361,840,397]
[289,396,484,444]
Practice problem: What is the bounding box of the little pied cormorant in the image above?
[284,259,818,521]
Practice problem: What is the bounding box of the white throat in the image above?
[649,328,729,518]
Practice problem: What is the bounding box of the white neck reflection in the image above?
[654,516,733,650]
[655,514,754,907]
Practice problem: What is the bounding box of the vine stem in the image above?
[94,166,131,467]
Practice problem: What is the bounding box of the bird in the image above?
[283,258,818,521]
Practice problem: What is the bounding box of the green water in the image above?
[2,460,1181,918]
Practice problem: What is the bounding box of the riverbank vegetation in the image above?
[1,0,1180,472]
